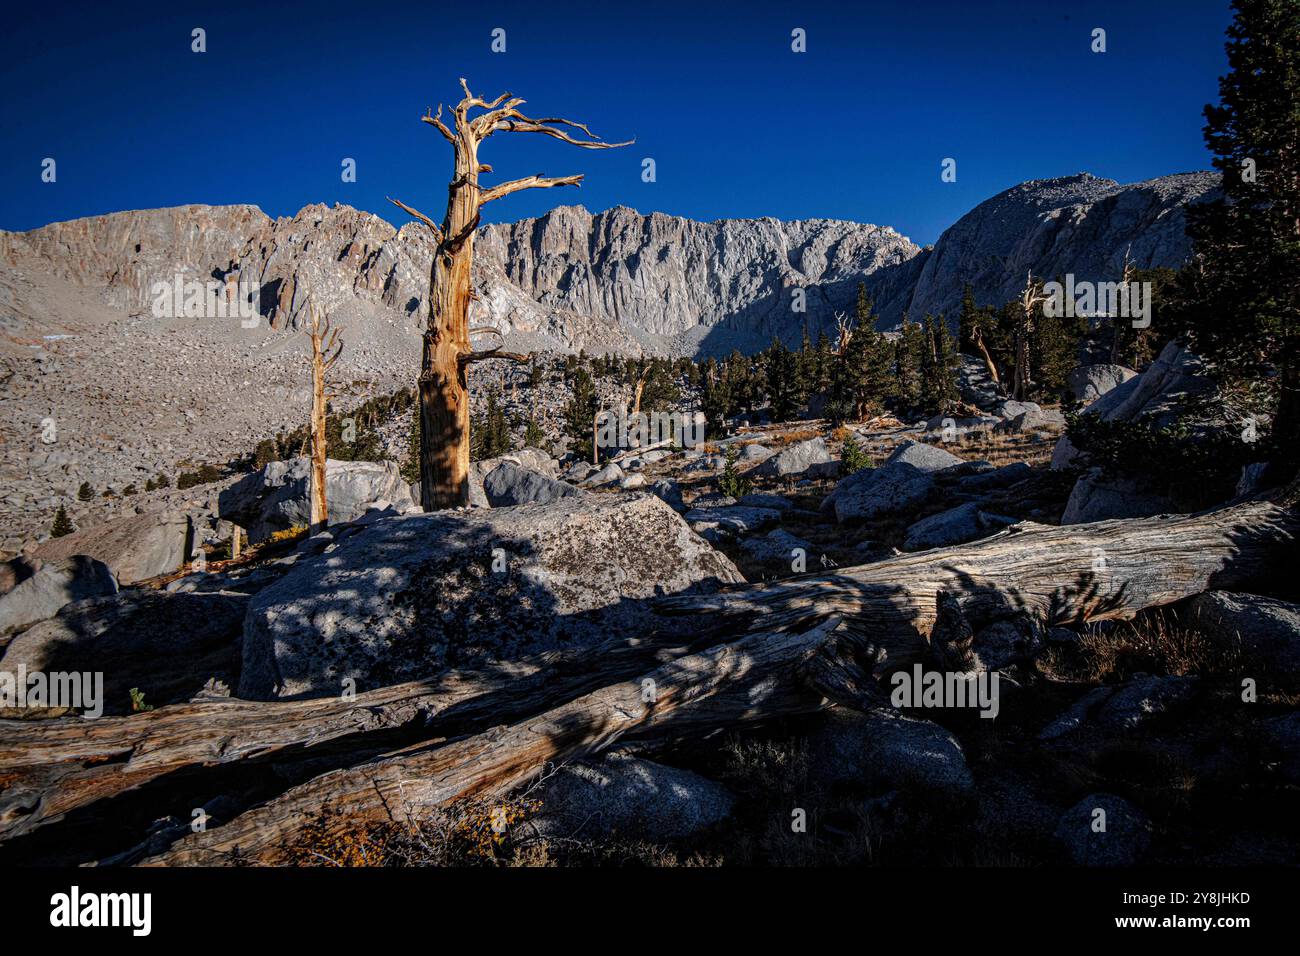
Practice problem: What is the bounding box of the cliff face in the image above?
[475,205,923,353]
[0,170,1216,358]
[903,172,1219,323]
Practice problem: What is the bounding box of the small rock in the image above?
[1054,793,1151,866]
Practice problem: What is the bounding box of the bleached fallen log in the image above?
[654,498,1300,669]
[0,631,691,842]
[144,619,842,866]
[2,494,1295,861]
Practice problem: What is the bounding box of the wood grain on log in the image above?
[144,619,841,865]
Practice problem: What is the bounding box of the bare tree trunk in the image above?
[306,302,341,534]
[971,329,1001,386]
[391,81,630,511]
[142,620,841,866]
[1014,273,1046,401]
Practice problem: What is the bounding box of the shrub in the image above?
[50,505,74,538]
[840,434,873,476]
[176,464,222,490]
[718,445,753,499]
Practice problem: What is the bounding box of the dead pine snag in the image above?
[389,79,632,510]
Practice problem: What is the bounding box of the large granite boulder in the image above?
[756,437,834,478]
[1060,468,1175,525]
[1054,793,1151,866]
[527,752,735,841]
[903,502,1014,551]
[33,512,190,585]
[0,556,118,637]
[238,494,743,700]
[820,439,961,523]
[1068,364,1137,403]
[1052,341,1216,470]
[468,448,560,507]
[1185,591,1300,676]
[809,707,974,797]
[884,439,967,473]
[482,462,580,507]
[219,458,414,541]
[822,462,936,523]
[0,590,247,715]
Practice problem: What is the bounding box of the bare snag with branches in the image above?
[390,79,632,510]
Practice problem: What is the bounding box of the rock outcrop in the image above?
[33,512,190,585]
[238,494,743,700]
[905,172,1217,324]
[0,556,118,637]
[219,458,414,542]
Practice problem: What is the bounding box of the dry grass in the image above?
[1039,610,1246,684]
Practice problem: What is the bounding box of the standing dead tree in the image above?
[389,79,631,510]
[306,300,342,534]
[1013,272,1048,400]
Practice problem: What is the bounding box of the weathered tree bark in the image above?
[0,629,695,842]
[306,301,341,534]
[143,619,843,866]
[2,496,1295,862]
[1011,273,1045,401]
[970,328,1001,386]
[652,497,1300,669]
[389,80,630,510]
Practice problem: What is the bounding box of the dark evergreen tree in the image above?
[51,505,74,538]
[765,337,802,422]
[894,314,925,410]
[1181,0,1300,469]
[564,367,599,462]
[919,314,960,413]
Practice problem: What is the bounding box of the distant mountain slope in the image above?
[903,171,1219,322]
[476,205,923,354]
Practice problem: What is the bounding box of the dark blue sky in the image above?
[0,1,1232,244]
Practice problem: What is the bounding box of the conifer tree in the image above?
[1182,0,1300,468]
[894,314,926,410]
[564,366,599,462]
[51,504,74,538]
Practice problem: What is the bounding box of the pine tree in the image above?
[1032,298,1086,401]
[1182,0,1300,468]
[480,389,512,459]
[77,481,93,501]
[959,283,1004,386]
[50,505,74,538]
[919,314,960,413]
[639,358,682,413]
[813,332,834,393]
[524,416,545,449]
[765,337,802,422]
[401,404,421,484]
[564,367,599,462]
[894,315,925,410]
[701,357,732,436]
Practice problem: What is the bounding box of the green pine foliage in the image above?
[1180,0,1300,468]
[50,505,74,538]
[564,366,599,462]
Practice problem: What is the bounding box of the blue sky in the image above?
[0,0,1233,244]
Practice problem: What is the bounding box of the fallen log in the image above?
[655,499,1300,669]
[0,630,695,843]
[144,618,844,865]
[3,495,1296,861]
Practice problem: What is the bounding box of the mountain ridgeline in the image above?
[0,171,1216,358]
